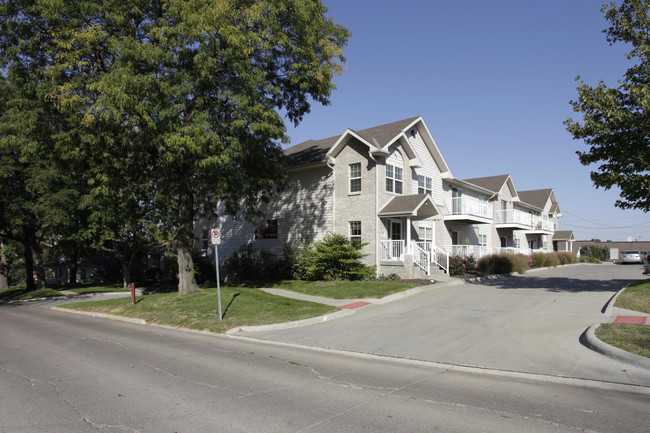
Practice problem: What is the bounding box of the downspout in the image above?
[373,139,381,278]
[375,153,380,278]
[327,156,335,236]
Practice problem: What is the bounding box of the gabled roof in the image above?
[351,117,420,148]
[378,194,440,219]
[284,116,451,175]
[553,230,574,241]
[284,135,339,167]
[463,174,517,198]
[518,189,554,209]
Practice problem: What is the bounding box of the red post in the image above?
[130,282,136,305]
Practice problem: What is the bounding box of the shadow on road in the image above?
[469,275,637,293]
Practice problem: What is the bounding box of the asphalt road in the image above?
[239,262,650,386]
[1,301,649,433]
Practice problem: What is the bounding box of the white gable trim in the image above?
[327,130,388,165]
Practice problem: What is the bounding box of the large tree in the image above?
[566,0,650,211]
[33,0,349,294]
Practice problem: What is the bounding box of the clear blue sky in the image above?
[284,0,650,242]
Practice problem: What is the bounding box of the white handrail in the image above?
[412,242,430,275]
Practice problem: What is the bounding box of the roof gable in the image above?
[463,174,518,199]
[283,116,451,175]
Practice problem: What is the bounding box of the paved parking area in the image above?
[240,262,650,386]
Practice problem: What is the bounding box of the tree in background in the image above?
[566,0,650,211]
[44,0,348,295]
[0,1,348,294]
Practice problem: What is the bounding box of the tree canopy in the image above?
[566,0,650,211]
[0,0,349,293]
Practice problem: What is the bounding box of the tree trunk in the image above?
[22,232,36,291]
[0,241,8,290]
[27,229,46,290]
[68,247,79,285]
[122,260,131,290]
[176,189,199,295]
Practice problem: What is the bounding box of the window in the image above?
[255,219,278,239]
[350,221,362,244]
[349,163,361,193]
[418,225,432,250]
[417,175,432,195]
[478,234,487,246]
[386,164,403,194]
[201,230,209,251]
[418,226,432,242]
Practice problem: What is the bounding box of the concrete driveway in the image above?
[240,262,650,386]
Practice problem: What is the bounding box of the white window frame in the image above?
[349,163,361,194]
[350,221,362,244]
[478,233,487,246]
[417,175,432,195]
[386,164,403,194]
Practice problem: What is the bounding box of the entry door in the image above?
[389,220,402,259]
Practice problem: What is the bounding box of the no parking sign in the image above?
[211,228,221,245]
[211,228,222,320]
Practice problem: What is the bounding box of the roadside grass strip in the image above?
[595,324,650,358]
[57,285,338,334]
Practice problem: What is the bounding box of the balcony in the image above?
[496,210,554,233]
[443,197,493,224]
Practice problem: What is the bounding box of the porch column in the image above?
[406,216,412,255]
[431,219,436,252]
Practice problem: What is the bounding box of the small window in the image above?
[349,163,361,193]
[255,219,278,239]
[386,164,403,194]
[350,221,362,244]
[201,230,209,250]
[417,175,432,195]
[478,234,487,246]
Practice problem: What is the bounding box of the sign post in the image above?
[211,229,223,320]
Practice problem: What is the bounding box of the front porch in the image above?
[378,194,448,277]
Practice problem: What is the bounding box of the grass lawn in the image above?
[0,287,63,302]
[62,284,128,295]
[59,285,338,333]
[595,324,650,358]
[595,279,650,358]
[614,279,650,314]
[233,279,426,299]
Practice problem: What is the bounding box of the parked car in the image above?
[621,250,643,264]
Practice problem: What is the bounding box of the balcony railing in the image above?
[381,240,404,261]
[496,210,554,232]
[444,197,492,220]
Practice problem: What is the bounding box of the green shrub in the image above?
[222,244,291,283]
[192,250,216,284]
[579,245,610,262]
[296,234,374,281]
[449,255,477,276]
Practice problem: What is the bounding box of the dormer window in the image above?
[386,164,403,194]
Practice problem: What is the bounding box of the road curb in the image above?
[580,285,650,371]
[582,322,650,370]
[50,306,147,325]
[225,309,356,334]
